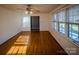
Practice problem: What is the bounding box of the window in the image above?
[58,11,65,22]
[53,14,58,21]
[59,23,65,34]
[58,11,66,34]
[52,14,58,31]
[69,24,79,41]
[53,22,58,31]
[23,16,30,28]
[68,5,79,23]
[52,5,79,46]
[68,5,79,45]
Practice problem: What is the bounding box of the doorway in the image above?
[31,16,40,31]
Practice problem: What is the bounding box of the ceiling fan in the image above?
[17,4,40,14]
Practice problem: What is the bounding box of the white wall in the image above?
[0,7,22,45]
[22,14,51,31]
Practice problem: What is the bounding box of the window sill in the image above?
[50,30,79,55]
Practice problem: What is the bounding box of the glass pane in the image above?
[59,23,65,34]
[58,11,65,22]
[69,24,78,41]
[23,16,30,28]
[68,5,79,23]
[53,14,58,21]
[69,24,72,38]
[53,22,58,31]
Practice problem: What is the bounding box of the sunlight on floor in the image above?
[6,35,30,55]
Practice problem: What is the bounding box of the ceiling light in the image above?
[30,11,33,14]
[25,11,28,14]
[25,11,33,14]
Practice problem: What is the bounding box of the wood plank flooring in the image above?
[0,31,67,55]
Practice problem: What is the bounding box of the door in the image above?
[31,16,40,31]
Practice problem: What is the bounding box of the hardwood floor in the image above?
[0,31,67,55]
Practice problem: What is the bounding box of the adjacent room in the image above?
[0,4,79,55]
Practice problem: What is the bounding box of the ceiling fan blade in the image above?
[30,8,40,12]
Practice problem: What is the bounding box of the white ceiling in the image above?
[0,4,62,13]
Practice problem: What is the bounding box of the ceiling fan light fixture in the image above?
[25,11,28,14]
[25,10,33,14]
[30,11,33,14]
